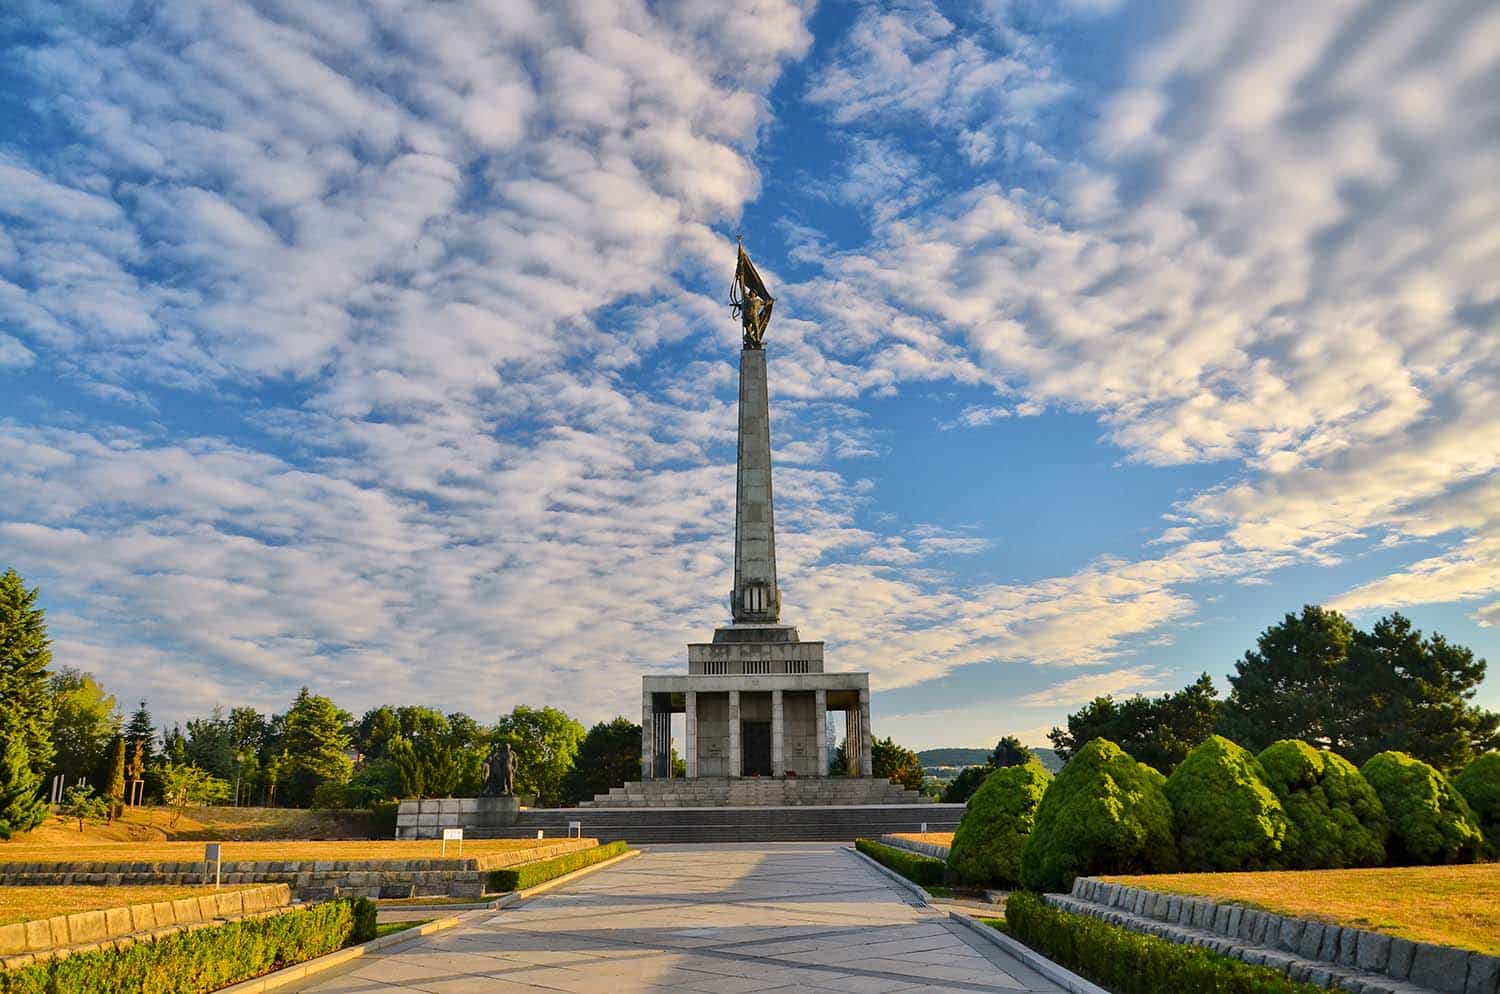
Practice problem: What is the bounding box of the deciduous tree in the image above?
[48,668,120,783]
[564,718,642,805]
[871,736,924,791]
[1049,674,1220,773]
[493,706,584,807]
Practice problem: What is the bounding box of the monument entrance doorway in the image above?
[742,721,772,776]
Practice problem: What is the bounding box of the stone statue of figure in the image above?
[730,237,774,349]
[482,743,517,797]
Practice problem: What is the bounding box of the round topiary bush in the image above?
[1019,738,1176,893]
[1454,752,1500,856]
[1164,735,1289,871]
[1258,739,1387,869]
[1360,751,1483,865]
[947,758,1051,885]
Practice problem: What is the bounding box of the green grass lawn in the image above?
[373,920,429,939]
[1105,864,1500,955]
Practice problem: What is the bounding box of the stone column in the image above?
[728,690,741,778]
[641,689,654,780]
[731,347,780,623]
[844,707,858,777]
[859,688,873,777]
[814,689,828,777]
[685,691,698,779]
[771,689,784,777]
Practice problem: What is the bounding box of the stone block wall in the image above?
[1055,878,1499,994]
[394,796,521,839]
[0,839,596,900]
[782,691,819,776]
[0,884,290,963]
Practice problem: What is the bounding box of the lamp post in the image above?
[233,752,246,808]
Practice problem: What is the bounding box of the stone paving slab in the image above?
[299,843,1064,994]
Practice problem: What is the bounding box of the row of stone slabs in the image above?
[1053,877,1497,994]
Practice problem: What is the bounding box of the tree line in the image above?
[0,568,675,835]
[1046,605,1496,777]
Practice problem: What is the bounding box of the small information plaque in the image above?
[441,827,464,856]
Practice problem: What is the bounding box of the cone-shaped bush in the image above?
[1020,738,1176,893]
[1361,751,1483,865]
[1454,752,1500,856]
[948,757,1051,886]
[1164,735,1289,871]
[1258,739,1387,869]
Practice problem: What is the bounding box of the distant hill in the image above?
[918,747,1065,774]
[917,748,990,767]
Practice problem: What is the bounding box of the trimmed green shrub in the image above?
[1165,735,1288,872]
[1361,751,1483,865]
[854,838,945,887]
[350,895,377,943]
[1259,739,1387,869]
[1004,891,1325,994]
[948,757,1050,885]
[488,840,627,891]
[1453,752,1500,856]
[0,897,366,994]
[1019,738,1176,893]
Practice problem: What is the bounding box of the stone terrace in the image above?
[1051,877,1498,994]
[0,838,597,900]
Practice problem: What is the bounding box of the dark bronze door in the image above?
[742,721,772,776]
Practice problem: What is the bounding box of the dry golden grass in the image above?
[889,832,955,847]
[0,885,262,926]
[1106,864,1500,955]
[0,837,576,864]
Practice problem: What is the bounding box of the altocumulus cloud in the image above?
[0,0,1496,734]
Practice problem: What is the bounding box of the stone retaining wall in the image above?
[878,834,951,860]
[0,839,597,901]
[1055,878,1497,994]
[0,884,290,964]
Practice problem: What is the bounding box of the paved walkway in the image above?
[303,843,1064,993]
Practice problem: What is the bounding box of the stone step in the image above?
[1049,879,1494,994]
[470,804,964,843]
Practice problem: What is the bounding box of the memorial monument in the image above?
[398,241,956,838]
[631,239,878,790]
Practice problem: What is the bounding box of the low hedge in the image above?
[854,838,945,887]
[0,897,376,994]
[1004,891,1325,994]
[488,840,627,891]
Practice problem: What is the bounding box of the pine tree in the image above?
[0,721,48,838]
[124,701,156,768]
[104,735,126,821]
[0,569,55,781]
[281,688,353,807]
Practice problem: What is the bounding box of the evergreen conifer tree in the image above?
[124,701,156,767]
[281,688,353,807]
[0,722,48,838]
[104,735,126,821]
[0,569,55,780]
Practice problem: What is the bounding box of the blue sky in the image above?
[1,0,1496,749]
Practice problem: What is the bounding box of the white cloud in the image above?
[1016,665,1170,709]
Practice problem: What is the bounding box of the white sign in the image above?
[567,821,582,838]
[441,827,464,856]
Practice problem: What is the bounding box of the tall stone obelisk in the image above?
[731,346,780,623]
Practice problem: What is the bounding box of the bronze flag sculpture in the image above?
[730,236,774,349]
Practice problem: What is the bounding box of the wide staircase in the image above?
[581,776,925,808]
[467,801,964,844]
